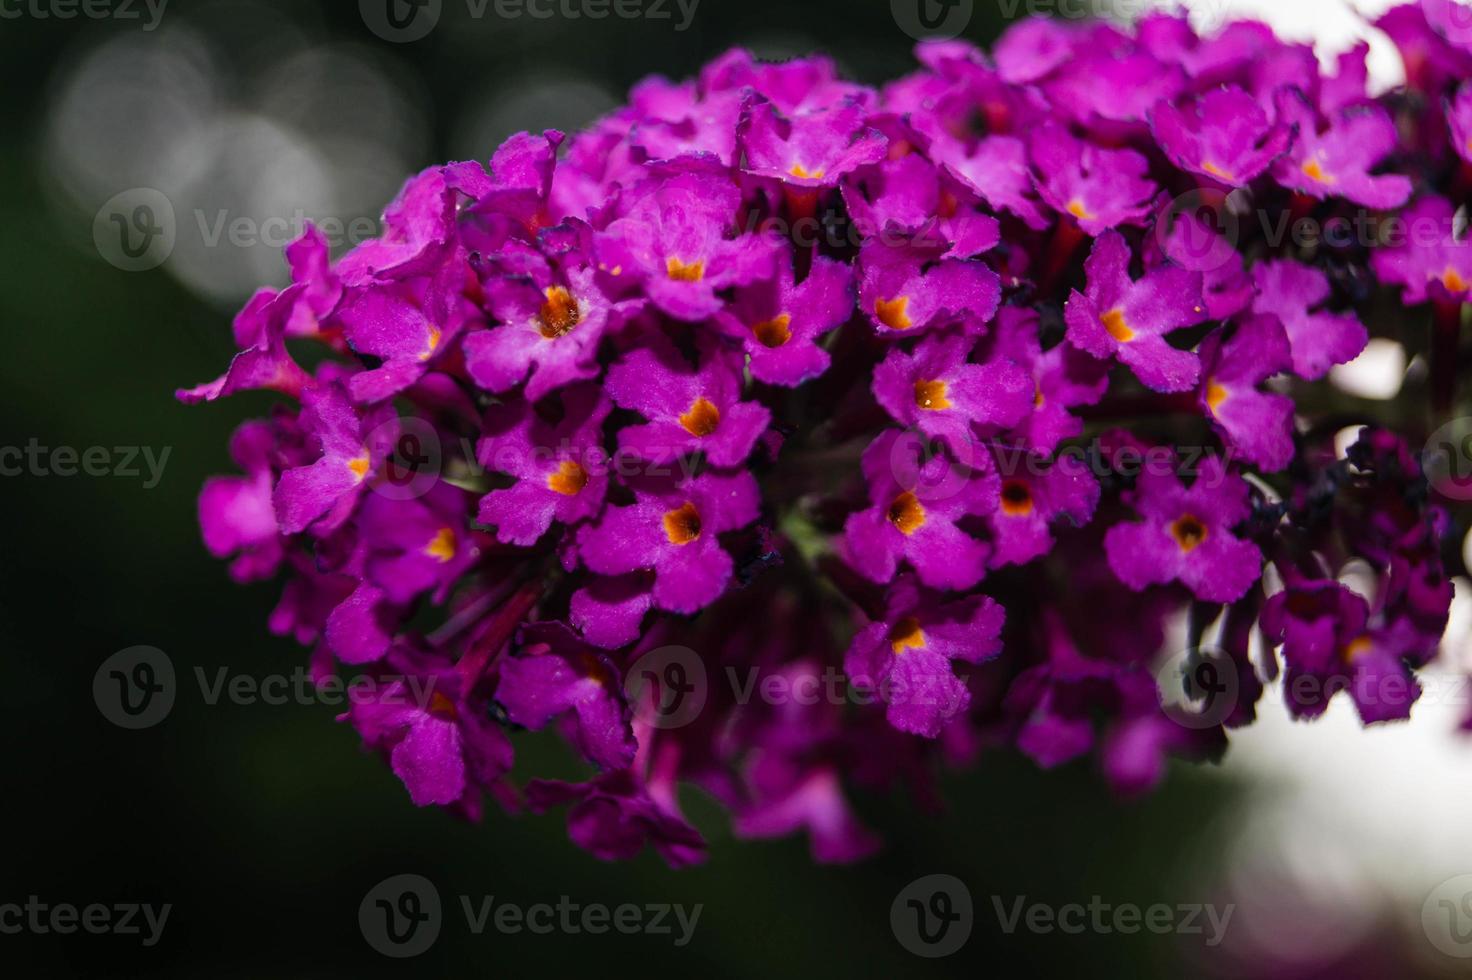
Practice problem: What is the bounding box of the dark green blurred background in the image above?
[0,0,1328,975]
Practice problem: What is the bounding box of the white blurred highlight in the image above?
[1331,338,1408,399]
[44,5,429,303]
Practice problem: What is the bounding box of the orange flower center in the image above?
[874,296,914,330]
[1170,514,1208,553]
[666,257,705,282]
[1201,160,1236,182]
[914,379,951,411]
[1206,379,1230,415]
[887,491,926,535]
[752,313,792,348]
[424,527,456,563]
[1101,309,1135,343]
[537,285,581,339]
[546,460,590,496]
[678,397,721,437]
[888,617,927,654]
[1000,479,1034,517]
[1301,159,1334,184]
[1342,636,1374,663]
[428,691,458,719]
[663,502,703,544]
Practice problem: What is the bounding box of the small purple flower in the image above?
[993,16,1078,84]
[1149,85,1293,187]
[527,769,706,867]
[1159,209,1254,321]
[841,149,1001,260]
[1372,194,1472,304]
[872,331,1032,446]
[570,573,656,650]
[342,647,514,809]
[1104,457,1262,603]
[1028,124,1158,235]
[497,622,637,770]
[1046,46,1186,125]
[844,576,1004,738]
[1271,92,1412,209]
[339,253,474,404]
[462,254,630,402]
[738,97,887,189]
[273,384,399,536]
[843,429,998,591]
[579,470,761,615]
[177,283,310,405]
[605,339,770,468]
[733,759,880,863]
[1262,582,1426,724]
[986,307,1108,455]
[334,166,459,286]
[596,170,777,321]
[1064,230,1207,393]
[199,419,290,583]
[986,452,1100,568]
[1448,80,1472,162]
[476,383,611,546]
[936,135,1050,231]
[1197,315,1296,472]
[858,241,1000,337]
[1250,259,1368,379]
[712,253,854,387]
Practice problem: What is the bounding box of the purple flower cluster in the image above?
[186,5,1469,865]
